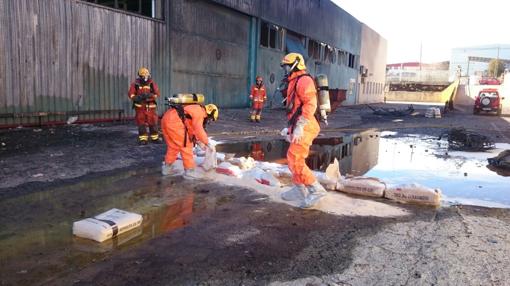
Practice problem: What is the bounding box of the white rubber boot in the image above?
[281,184,308,201]
[300,181,328,208]
[161,162,183,176]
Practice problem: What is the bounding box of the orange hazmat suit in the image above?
[161,105,209,170]
[285,70,320,185]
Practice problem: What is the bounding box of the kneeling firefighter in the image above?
[279,53,328,208]
[161,94,219,179]
[128,67,161,145]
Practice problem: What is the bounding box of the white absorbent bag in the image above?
[385,183,441,206]
[336,177,386,198]
[201,147,218,171]
[216,162,242,177]
[73,208,143,242]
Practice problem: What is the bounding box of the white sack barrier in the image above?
[384,183,441,206]
[229,156,256,170]
[216,162,242,177]
[73,208,143,243]
[242,167,282,187]
[319,158,341,190]
[201,147,218,171]
[336,177,386,198]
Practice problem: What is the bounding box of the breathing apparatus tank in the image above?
[165,93,205,105]
[315,74,331,125]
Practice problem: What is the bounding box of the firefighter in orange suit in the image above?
[160,104,219,179]
[128,67,161,145]
[279,53,327,208]
[249,76,267,122]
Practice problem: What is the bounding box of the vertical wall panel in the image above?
[0,0,169,126]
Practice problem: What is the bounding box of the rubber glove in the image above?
[280,127,290,142]
[206,138,217,151]
[291,117,308,144]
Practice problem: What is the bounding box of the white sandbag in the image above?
[257,172,281,187]
[336,177,386,198]
[385,183,441,206]
[216,162,242,177]
[242,168,281,187]
[216,152,226,162]
[230,156,256,170]
[73,208,143,243]
[316,159,341,190]
[201,147,218,171]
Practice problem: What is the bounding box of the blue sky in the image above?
[333,0,510,63]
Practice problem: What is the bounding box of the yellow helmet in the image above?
[137,67,150,78]
[281,53,306,71]
[205,104,219,121]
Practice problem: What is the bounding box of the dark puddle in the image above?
[216,130,510,208]
[0,168,230,285]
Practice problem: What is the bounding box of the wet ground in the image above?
[2,104,510,285]
[217,131,510,208]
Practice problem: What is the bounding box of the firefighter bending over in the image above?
[128,67,161,145]
[161,102,219,179]
[249,76,267,122]
[279,53,328,208]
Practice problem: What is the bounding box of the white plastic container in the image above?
[385,183,441,206]
[73,208,143,243]
[336,177,386,198]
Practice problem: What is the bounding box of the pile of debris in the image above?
[488,150,510,169]
[366,104,415,117]
[439,128,495,151]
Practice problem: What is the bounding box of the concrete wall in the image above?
[358,23,387,104]
[385,91,443,103]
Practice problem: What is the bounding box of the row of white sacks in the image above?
[74,148,441,243]
[209,152,441,207]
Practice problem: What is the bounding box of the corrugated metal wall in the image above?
[0,0,383,127]
[169,0,250,108]
[0,0,170,126]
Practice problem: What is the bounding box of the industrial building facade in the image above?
[0,0,386,126]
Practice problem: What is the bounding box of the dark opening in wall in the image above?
[260,21,284,50]
[84,0,164,19]
[308,39,320,60]
[348,53,356,68]
[324,45,335,64]
[338,50,346,66]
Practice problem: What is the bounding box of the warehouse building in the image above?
[0,0,386,126]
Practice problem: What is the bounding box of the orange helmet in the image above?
[138,67,150,79]
[256,76,263,81]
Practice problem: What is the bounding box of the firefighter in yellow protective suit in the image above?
[279,53,328,208]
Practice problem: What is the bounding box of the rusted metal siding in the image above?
[0,0,170,126]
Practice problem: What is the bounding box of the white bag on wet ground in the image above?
[201,146,218,171]
[336,177,387,198]
[242,167,281,187]
[72,208,143,243]
[385,183,442,206]
[216,162,243,177]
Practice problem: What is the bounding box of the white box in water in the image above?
[73,208,143,242]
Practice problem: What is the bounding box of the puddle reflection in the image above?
[217,131,510,208]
